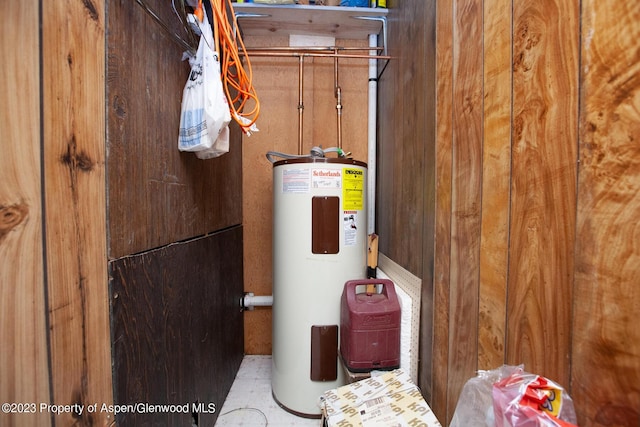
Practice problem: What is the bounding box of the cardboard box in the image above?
[321,369,442,427]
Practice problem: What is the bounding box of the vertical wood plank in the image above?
[0,2,51,426]
[375,0,439,406]
[573,1,640,425]
[479,0,511,370]
[396,1,428,275]
[377,1,430,272]
[508,0,578,386]
[447,0,484,420]
[376,26,398,258]
[42,0,113,425]
[432,0,454,421]
[419,0,438,404]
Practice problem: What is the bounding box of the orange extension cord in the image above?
[195,0,260,134]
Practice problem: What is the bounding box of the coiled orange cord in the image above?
[209,0,260,134]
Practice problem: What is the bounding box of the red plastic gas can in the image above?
[340,279,401,372]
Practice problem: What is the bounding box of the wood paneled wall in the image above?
[2,0,245,425]
[4,0,639,425]
[378,0,640,426]
[2,1,114,426]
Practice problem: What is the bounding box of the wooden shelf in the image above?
[232,3,388,40]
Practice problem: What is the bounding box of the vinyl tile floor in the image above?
[214,355,322,427]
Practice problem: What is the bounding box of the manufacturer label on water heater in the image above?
[342,168,364,210]
[312,168,342,189]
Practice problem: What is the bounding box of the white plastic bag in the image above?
[178,12,230,157]
[195,125,229,159]
[450,366,507,427]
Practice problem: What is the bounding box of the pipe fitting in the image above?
[241,292,273,311]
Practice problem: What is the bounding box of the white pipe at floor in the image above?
[367,34,378,236]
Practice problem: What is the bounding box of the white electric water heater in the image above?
[271,157,367,418]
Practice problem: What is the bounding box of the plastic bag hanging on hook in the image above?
[178,12,231,157]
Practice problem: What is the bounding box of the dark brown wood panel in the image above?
[395,2,429,277]
[573,1,640,425]
[418,0,438,406]
[110,226,244,427]
[377,0,439,415]
[376,0,438,403]
[375,54,396,256]
[378,2,430,272]
[507,0,579,387]
[107,0,242,259]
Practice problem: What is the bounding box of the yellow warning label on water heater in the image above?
[342,168,364,210]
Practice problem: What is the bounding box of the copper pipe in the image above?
[334,48,340,95]
[336,86,343,149]
[242,51,391,60]
[334,48,342,150]
[240,47,390,153]
[246,45,383,50]
[298,55,304,155]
